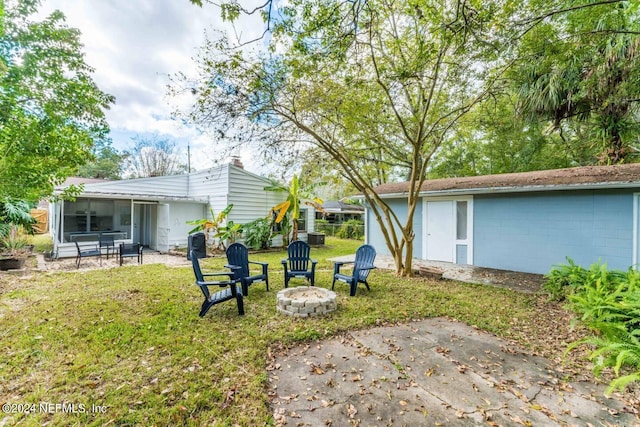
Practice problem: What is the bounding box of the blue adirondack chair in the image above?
[190,250,244,316]
[332,244,377,296]
[225,243,269,296]
[281,240,317,287]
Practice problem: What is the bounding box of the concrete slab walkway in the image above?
[269,318,639,426]
[333,254,547,293]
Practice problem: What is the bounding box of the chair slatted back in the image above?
[226,243,249,278]
[287,240,311,271]
[190,250,210,300]
[355,244,376,281]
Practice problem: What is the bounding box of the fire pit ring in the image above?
[276,286,337,317]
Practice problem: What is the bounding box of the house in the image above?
[364,164,640,274]
[50,163,317,257]
[316,200,364,224]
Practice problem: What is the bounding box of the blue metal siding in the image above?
[366,198,423,258]
[474,190,634,274]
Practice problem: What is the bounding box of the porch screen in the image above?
[62,198,130,242]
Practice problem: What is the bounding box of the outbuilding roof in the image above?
[372,164,640,196]
[321,200,365,214]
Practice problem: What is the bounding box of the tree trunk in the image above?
[292,219,299,242]
[404,239,414,277]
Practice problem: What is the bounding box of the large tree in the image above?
[123,135,187,178]
[428,94,592,178]
[0,0,113,203]
[76,140,126,179]
[180,0,507,275]
[509,0,640,164]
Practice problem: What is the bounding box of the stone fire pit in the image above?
[276,286,337,317]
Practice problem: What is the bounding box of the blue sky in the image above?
[38,0,266,173]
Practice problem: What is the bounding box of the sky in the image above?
[38,0,265,173]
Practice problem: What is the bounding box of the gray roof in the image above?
[372,164,640,196]
[321,200,364,214]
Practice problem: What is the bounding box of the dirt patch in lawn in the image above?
[467,267,545,293]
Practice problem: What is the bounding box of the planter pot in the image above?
[0,257,26,271]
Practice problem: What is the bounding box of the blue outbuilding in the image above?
[365,164,640,274]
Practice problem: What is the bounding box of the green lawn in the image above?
[0,237,567,426]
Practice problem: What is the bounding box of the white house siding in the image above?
[227,166,283,223]
[51,163,317,256]
[188,167,230,202]
[80,174,190,198]
[167,202,208,250]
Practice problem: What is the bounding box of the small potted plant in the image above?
[0,227,31,270]
[0,199,36,271]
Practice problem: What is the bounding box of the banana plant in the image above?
[264,174,324,242]
[186,204,233,252]
[216,220,243,250]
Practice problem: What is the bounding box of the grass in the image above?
[27,234,54,253]
[0,237,565,426]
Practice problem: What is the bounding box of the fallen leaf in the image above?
[347,404,358,418]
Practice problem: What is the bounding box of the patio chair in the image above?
[191,249,244,316]
[225,243,269,296]
[281,240,317,287]
[119,243,143,266]
[99,235,115,259]
[332,244,376,296]
[74,241,102,268]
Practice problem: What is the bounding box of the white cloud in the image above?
[37,0,267,172]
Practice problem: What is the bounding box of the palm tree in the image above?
[264,174,324,242]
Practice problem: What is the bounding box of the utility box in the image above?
[187,232,207,260]
[307,232,325,246]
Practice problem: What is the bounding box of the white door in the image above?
[157,204,170,253]
[426,201,454,262]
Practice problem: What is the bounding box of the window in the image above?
[298,209,307,232]
[456,201,467,240]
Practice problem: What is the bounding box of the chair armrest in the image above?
[353,265,376,277]
[197,277,237,289]
[224,264,242,271]
[334,261,354,267]
[311,259,318,264]
[202,272,236,278]
[248,261,268,267]
[280,259,287,265]
[249,260,268,274]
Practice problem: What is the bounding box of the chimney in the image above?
[231,156,244,169]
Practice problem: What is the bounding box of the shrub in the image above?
[542,257,620,301]
[336,219,364,240]
[243,218,272,249]
[552,259,640,393]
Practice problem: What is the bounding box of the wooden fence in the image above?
[30,209,48,234]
